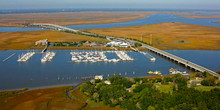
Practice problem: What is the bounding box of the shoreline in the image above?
[0,83,78,92]
[1,48,219,51]
[0,74,191,92]
[0,11,151,27]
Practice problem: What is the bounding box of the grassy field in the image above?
[194,86,220,91]
[0,30,108,50]
[0,11,192,27]
[0,11,151,27]
[0,86,123,110]
[85,22,220,50]
[156,83,173,94]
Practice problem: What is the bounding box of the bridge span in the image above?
[142,44,220,77]
[27,23,220,78]
[26,23,79,33]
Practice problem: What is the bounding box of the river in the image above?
[0,14,220,32]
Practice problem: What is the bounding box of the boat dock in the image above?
[2,53,16,62]
[140,51,156,61]
[41,52,56,63]
[42,45,48,53]
[17,52,35,62]
[130,46,156,61]
[115,51,134,61]
[70,51,120,63]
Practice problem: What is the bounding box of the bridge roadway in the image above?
[142,44,220,77]
[28,23,80,33]
[28,23,220,78]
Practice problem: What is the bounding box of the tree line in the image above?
[79,74,220,110]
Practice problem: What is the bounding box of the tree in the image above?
[134,43,142,47]
[190,81,197,88]
[173,74,187,91]
[201,76,216,86]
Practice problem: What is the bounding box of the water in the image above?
[0,27,44,32]
[0,50,220,90]
[66,14,220,29]
[1,14,220,32]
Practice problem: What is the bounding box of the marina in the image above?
[0,50,220,90]
[70,51,109,63]
[70,51,133,63]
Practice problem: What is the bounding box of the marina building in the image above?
[35,39,48,46]
[107,41,128,47]
[94,75,104,80]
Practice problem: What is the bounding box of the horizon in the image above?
[0,0,220,10]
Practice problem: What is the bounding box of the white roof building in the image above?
[108,41,128,47]
[119,42,128,48]
[35,39,48,45]
[94,75,103,80]
[104,80,111,85]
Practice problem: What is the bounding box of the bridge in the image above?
[26,23,220,78]
[26,23,80,33]
[142,44,220,77]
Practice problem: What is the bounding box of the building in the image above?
[104,80,111,85]
[119,42,128,48]
[94,75,103,80]
[107,41,128,47]
[35,39,48,46]
[107,41,121,46]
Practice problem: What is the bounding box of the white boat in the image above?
[75,60,81,63]
[82,60,88,62]
[150,58,156,61]
[72,57,78,61]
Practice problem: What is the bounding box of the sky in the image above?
[0,0,220,10]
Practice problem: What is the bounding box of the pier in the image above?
[27,23,220,78]
[130,46,156,61]
[2,53,16,62]
[42,45,48,53]
[140,51,156,61]
[115,51,134,61]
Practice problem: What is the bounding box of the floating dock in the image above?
[70,51,120,63]
[41,52,56,63]
[140,51,156,62]
[115,51,134,61]
[17,52,35,62]
[2,53,16,62]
